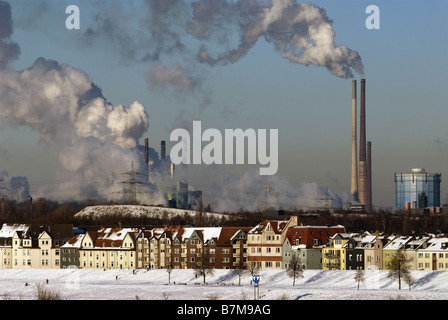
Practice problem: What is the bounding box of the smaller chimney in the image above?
[170,163,175,180]
[145,138,149,165]
[161,140,166,159]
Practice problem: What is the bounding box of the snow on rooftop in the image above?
[384,236,412,250]
[97,227,139,241]
[0,223,30,238]
[419,237,448,251]
[61,233,84,248]
[180,227,222,242]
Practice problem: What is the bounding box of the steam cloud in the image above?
[0,0,355,210]
[0,0,155,202]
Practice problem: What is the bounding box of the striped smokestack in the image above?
[367,141,372,213]
[358,78,367,206]
[351,80,359,202]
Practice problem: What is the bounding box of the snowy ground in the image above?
[1,268,448,300]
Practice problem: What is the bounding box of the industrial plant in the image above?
[143,138,202,211]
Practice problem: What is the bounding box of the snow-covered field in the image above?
[1,268,448,300]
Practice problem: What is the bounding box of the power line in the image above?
[112,161,152,204]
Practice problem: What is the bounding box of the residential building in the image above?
[322,233,358,270]
[382,236,412,270]
[171,227,250,270]
[247,216,298,269]
[12,230,38,268]
[61,233,83,269]
[0,224,30,268]
[38,231,61,268]
[403,236,431,270]
[283,225,345,269]
[416,237,448,270]
[345,237,364,270]
[363,233,388,270]
[79,227,139,269]
[172,227,222,269]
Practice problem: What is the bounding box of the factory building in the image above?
[144,138,202,210]
[394,168,441,210]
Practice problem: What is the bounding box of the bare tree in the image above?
[246,260,260,285]
[404,272,416,291]
[286,253,304,286]
[166,264,173,284]
[354,269,365,290]
[232,266,249,286]
[194,201,206,227]
[193,247,215,284]
[387,249,411,290]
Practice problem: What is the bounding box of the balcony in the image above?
[324,261,341,269]
[324,252,341,259]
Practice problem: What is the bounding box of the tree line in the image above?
[1,197,448,235]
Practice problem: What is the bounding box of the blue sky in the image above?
[1,0,448,210]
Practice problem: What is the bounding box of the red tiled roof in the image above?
[286,226,346,248]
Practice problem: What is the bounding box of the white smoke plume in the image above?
[83,0,363,93]
[146,62,203,95]
[0,56,154,201]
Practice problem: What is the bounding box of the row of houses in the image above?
[2,217,448,271]
[322,232,448,271]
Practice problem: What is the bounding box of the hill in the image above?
[74,205,226,222]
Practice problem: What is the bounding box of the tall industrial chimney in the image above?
[366,141,372,212]
[351,80,359,202]
[358,78,367,206]
[161,140,166,160]
[145,138,149,165]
